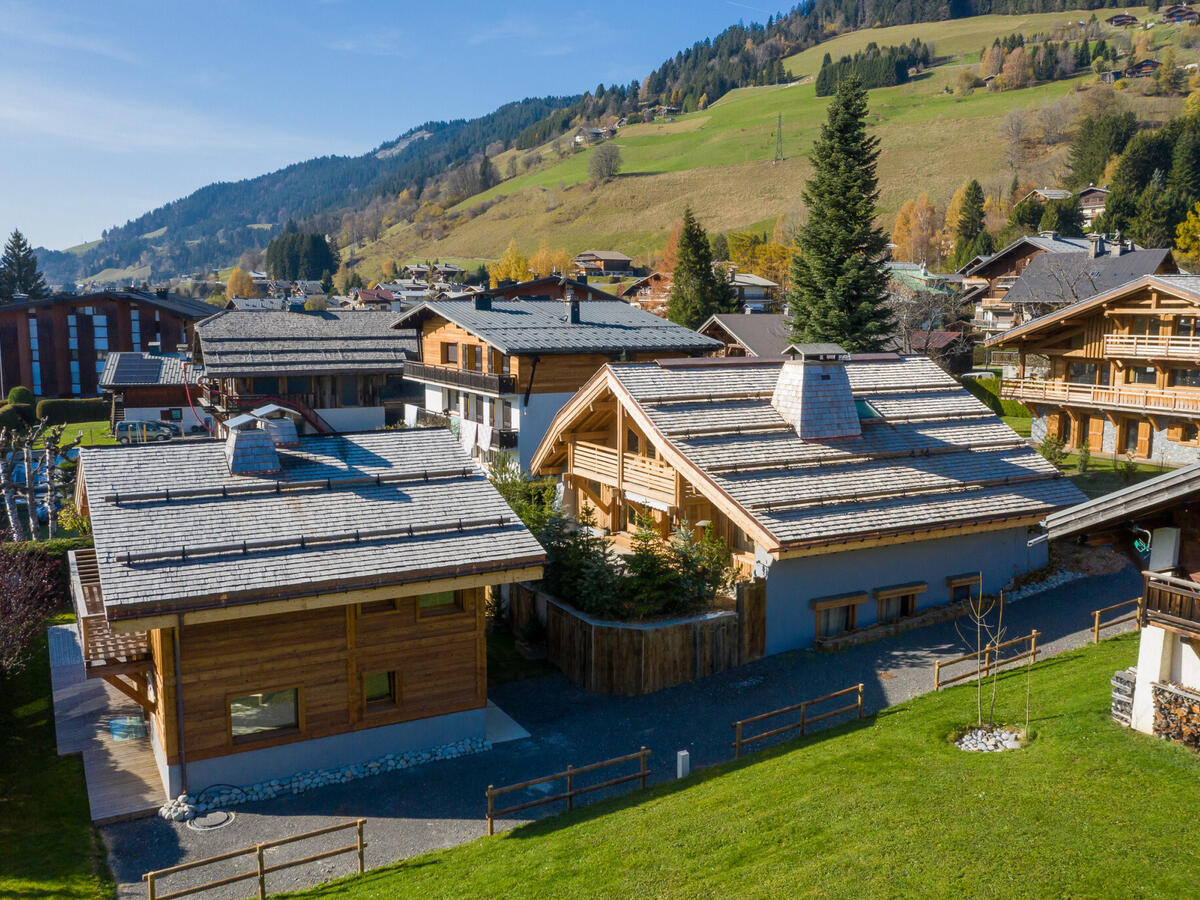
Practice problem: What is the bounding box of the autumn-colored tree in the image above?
[892,194,944,266]
[488,239,532,287]
[381,258,398,278]
[660,218,684,272]
[529,240,573,278]
[225,267,259,300]
[1176,201,1200,268]
[999,47,1033,91]
[980,44,1005,79]
[727,231,765,271]
[753,242,792,293]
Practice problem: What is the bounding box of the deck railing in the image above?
[572,441,678,506]
[1142,572,1200,636]
[1103,333,1200,361]
[68,549,150,673]
[1000,378,1200,416]
[403,361,516,395]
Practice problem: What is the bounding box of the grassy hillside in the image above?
[346,6,1189,276]
[285,634,1200,899]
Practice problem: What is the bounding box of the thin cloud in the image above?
[0,1,140,64]
[326,28,407,56]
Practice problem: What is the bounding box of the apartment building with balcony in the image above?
[531,348,1082,654]
[393,292,720,470]
[965,233,1091,338]
[989,275,1200,465]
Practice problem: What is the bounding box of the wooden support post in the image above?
[1030,630,1039,664]
[566,765,574,811]
[356,820,365,874]
[639,748,648,790]
[734,721,743,759]
[856,683,864,719]
[147,872,156,900]
[256,844,265,900]
[1093,609,1101,644]
[487,786,495,836]
[934,659,942,691]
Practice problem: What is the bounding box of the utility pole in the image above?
[774,113,784,164]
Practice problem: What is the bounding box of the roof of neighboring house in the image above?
[225,296,303,311]
[532,357,1083,554]
[620,272,672,298]
[194,310,417,377]
[731,273,779,289]
[698,313,792,357]
[465,276,622,303]
[80,429,545,618]
[1019,188,1074,204]
[1002,247,1174,306]
[1078,186,1110,198]
[356,286,395,304]
[965,234,1092,277]
[0,290,216,320]
[1043,462,1200,541]
[909,330,965,352]
[395,297,720,356]
[986,274,1200,346]
[574,250,633,262]
[885,264,961,296]
[98,352,197,389]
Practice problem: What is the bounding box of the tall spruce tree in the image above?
[787,74,892,352]
[0,229,48,302]
[666,207,735,329]
[950,180,993,270]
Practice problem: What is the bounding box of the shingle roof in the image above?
[3,290,216,320]
[99,352,197,388]
[1004,248,1172,306]
[698,314,792,357]
[576,250,633,261]
[80,429,546,618]
[1042,462,1200,541]
[965,234,1092,277]
[547,356,1084,552]
[194,310,417,376]
[394,298,721,356]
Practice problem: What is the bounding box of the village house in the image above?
[191,310,416,433]
[620,271,673,313]
[1078,185,1110,228]
[1039,465,1200,747]
[1162,3,1199,24]
[224,296,304,312]
[1017,187,1073,206]
[392,291,720,470]
[730,272,780,313]
[1125,59,1163,79]
[1106,12,1139,26]
[98,351,209,435]
[989,274,1200,465]
[0,289,215,399]
[66,426,544,803]
[530,347,1082,654]
[698,313,792,357]
[470,276,622,303]
[573,250,636,278]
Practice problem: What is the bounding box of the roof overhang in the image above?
[1041,463,1200,542]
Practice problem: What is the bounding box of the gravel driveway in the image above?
[103,564,1143,899]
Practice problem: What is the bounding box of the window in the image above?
[874,583,925,624]
[359,599,398,614]
[627,429,640,455]
[1177,317,1198,338]
[1068,362,1103,385]
[131,307,141,350]
[946,573,981,605]
[252,376,279,395]
[27,315,41,395]
[444,388,460,415]
[229,688,299,741]
[160,408,182,421]
[1123,419,1140,455]
[285,375,312,394]
[811,592,865,639]
[340,375,359,406]
[418,590,463,617]
[501,400,514,429]
[1126,366,1156,385]
[363,672,399,711]
[1183,424,1200,444]
[441,343,458,365]
[470,345,483,373]
[1170,368,1200,388]
[1132,316,1161,336]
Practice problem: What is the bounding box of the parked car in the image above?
[115,420,175,444]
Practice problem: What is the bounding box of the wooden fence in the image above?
[486,748,651,835]
[731,683,864,759]
[1092,597,1141,643]
[934,630,1040,690]
[143,819,365,900]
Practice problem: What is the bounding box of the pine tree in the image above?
[950,180,990,270]
[0,229,48,303]
[666,207,735,329]
[786,75,892,352]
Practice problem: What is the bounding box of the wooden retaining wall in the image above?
[511,580,766,696]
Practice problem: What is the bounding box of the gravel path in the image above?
[103,565,1143,899]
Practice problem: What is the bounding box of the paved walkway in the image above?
[102,566,1143,899]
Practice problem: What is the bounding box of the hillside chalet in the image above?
[531,348,1082,653]
[620,272,672,313]
[98,351,208,434]
[1106,12,1138,26]
[67,427,544,801]
[1078,185,1110,227]
[191,310,416,433]
[392,292,720,470]
[573,250,635,277]
[471,276,622,303]
[989,274,1200,466]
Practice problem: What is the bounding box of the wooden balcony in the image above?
[404,361,516,395]
[572,440,678,507]
[1142,572,1200,638]
[69,549,150,679]
[1001,378,1200,418]
[1103,334,1200,362]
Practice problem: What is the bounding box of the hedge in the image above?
[34,398,110,425]
[6,386,34,406]
[0,403,35,431]
[960,376,1030,419]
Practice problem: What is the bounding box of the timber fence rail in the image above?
[1092,597,1142,643]
[731,683,864,759]
[486,747,651,836]
[143,819,365,900]
[934,630,1040,690]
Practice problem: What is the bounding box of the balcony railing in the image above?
[1001,378,1200,417]
[1142,572,1200,637]
[572,440,677,507]
[411,408,518,449]
[68,549,150,677]
[404,361,516,395]
[1103,334,1200,361]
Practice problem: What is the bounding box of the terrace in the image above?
[1001,378,1200,418]
[1142,572,1200,639]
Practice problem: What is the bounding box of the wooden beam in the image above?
[773,515,1048,560]
[103,674,155,715]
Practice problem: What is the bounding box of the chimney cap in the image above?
[783,342,849,362]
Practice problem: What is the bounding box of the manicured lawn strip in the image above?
[0,615,114,899]
[1000,415,1031,437]
[1063,452,1166,499]
[50,420,116,448]
[283,635,1198,899]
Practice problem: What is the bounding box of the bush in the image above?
[1038,434,1068,469]
[1077,446,1091,473]
[0,546,62,676]
[34,398,109,425]
[0,404,29,432]
[960,376,1030,418]
[6,386,34,406]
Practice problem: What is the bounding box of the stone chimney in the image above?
[1109,231,1128,257]
[224,423,280,475]
[771,344,861,441]
[1088,233,1106,259]
[473,293,492,311]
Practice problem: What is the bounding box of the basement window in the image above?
[946,573,982,604]
[811,592,866,639]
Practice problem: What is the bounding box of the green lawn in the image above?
[1001,415,1032,437]
[51,421,116,448]
[0,615,114,899]
[283,634,1198,899]
[1062,452,1167,500]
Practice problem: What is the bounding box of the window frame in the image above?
[361,670,401,714]
[227,685,302,746]
[358,598,400,615]
[810,591,866,640]
[873,582,926,624]
[416,589,466,619]
[946,573,982,605]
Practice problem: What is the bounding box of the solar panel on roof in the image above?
[112,355,164,383]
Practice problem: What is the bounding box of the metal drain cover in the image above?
[187,810,235,831]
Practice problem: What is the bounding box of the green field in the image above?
[284,634,1197,899]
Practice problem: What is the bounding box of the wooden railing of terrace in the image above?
[1001,379,1200,417]
[1142,573,1200,638]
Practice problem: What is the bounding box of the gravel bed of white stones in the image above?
[955,727,1023,752]
[159,737,489,822]
[1002,568,1085,603]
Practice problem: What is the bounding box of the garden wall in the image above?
[510,580,766,696]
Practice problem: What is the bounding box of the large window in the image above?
[1068,362,1108,386]
[441,342,458,365]
[418,590,463,617]
[130,307,142,350]
[1177,317,1199,338]
[229,688,299,741]
[1169,368,1200,388]
[1132,316,1162,336]
[1126,366,1156,385]
[363,671,400,712]
[27,315,41,395]
[811,592,865,639]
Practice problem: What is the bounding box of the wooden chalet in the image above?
[473,276,622,303]
[620,271,672,313]
[698,313,792,357]
[989,274,1200,466]
[1125,59,1163,78]
[531,349,1082,654]
[392,291,719,470]
[191,310,416,433]
[1106,12,1138,26]
[67,427,544,801]
[573,250,636,277]
[1078,185,1110,228]
[98,351,208,434]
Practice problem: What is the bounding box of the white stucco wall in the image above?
[1131,624,1200,734]
[517,391,577,471]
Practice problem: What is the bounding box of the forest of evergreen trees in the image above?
[814,40,932,96]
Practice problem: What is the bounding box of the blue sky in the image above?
[0,0,773,250]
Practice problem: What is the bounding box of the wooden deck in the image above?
[49,624,164,824]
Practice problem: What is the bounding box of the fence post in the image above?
[734,721,743,759]
[1093,610,1101,644]
[256,845,265,900]
[799,700,808,737]
[487,786,495,836]
[1031,630,1039,664]
[146,872,156,900]
[639,747,649,790]
[566,765,574,811]
[1136,596,1143,632]
[356,819,365,875]
[934,659,941,690]
[856,683,864,719]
